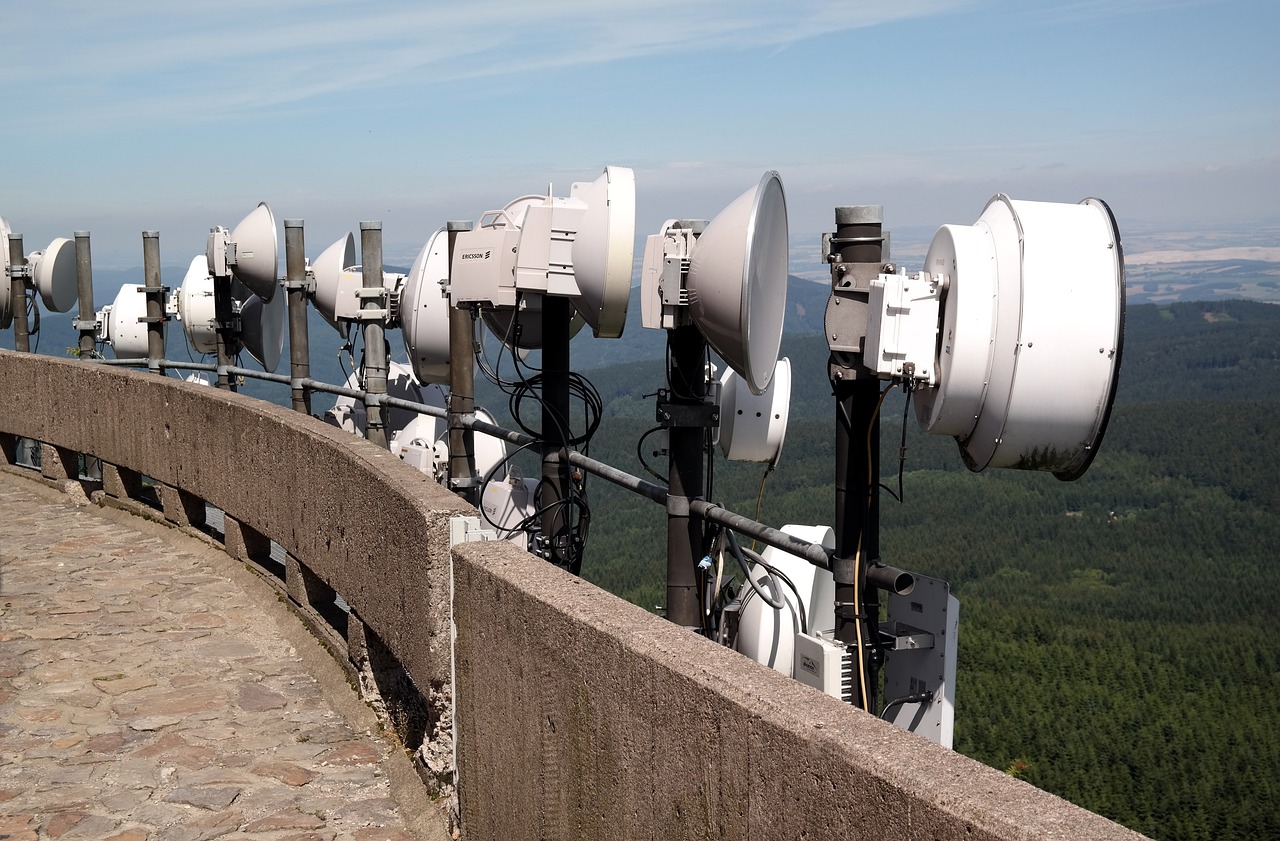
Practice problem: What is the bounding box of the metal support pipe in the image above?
[73,232,96,358]
[541,295,577,573]
[284,220,311,414]
[445,220,478,505]
[360,222,389,450]
[665,323,708,629]
[8,234,29,353]
[829,204,886,713]
[142,232,166,375]
[213,271,236,391]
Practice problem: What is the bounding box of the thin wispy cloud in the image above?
[6,1,974,129]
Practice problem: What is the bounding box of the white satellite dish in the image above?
[735,524,837,675]
[688,171,788,395]
[564,166,635,338]
[29,237,79,313]
[97,284,150,359]
[207,202,278,302]
[719,357,791,466]
[640,172,790,395]
[310,232,357,335]
[400,227,452,384]
[176,255,218,355]
[238,281,286,372]
[0,216,12,328]
[912,196,1125,479]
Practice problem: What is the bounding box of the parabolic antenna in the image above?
[310,232,357,334]
[0,216,11,328]
[735,524,836,676]
[177,255,218,355]
[98,284,150,359]
[401,227,452,384]
[688,171,789,395]
[565,166,636,338]
[207,202,278,302]
[238,280,286,371]
[718,357,791,466]
[30,237,78,312]
[914,196,1124,480]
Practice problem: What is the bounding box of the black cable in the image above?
[880,692,933,719]
[635,426,669,484]
[880,383,913,503]
[725,529,785,611]
[737,541,809,637]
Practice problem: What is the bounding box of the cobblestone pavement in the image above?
[0,471,442,841]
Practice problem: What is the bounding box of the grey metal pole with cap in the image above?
[8,234,29,353]
[74,232,96,359]
[142,232,166,375]
[284,220,311,415]
[446,220,478,505]
[360,222,389,450]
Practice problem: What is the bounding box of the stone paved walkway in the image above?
[0,470,444,841]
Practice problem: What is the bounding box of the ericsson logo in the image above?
[460,250,490,261]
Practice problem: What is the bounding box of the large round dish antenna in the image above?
[914,196,1125,479]
[687,171,789,395]
[567,166,636,338]
[99,284,151,359]
[310,232,357,335]
[31,237,78,313]
[238,280,286,372]
[718,357,791,466]
[177,255,218,355]
[0,216,11,328]
[207,202,279,302]
[401,227,452,384]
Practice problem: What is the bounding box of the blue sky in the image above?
[2,0,1276,268]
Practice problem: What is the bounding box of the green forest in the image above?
[568,299,1280,841]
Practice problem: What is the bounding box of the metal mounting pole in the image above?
[360,222,389,450]
[8,234,29,353]
[665,322,708,630]
[74,232,96,359]
[827,204,887,713]
[284,220,311,415]
[541,295,577,573]
[141,232,166,375]
[446,221,478,505]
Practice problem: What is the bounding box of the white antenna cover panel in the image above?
[228,202,279,302]
[178,255,218,355]
[310,233,357,334]
[719,357,791,465]
[238,279,286,372]
[687,171,789,395]
[567,165,636,338]
[883,574,958,749]
[105,284,150,359]
[0,216,12,327]
[32,237,78,313]
[920,196,1124,479]
[735,524,836,676]
[402,228,452,384]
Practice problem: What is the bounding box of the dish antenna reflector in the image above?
[451,166,635,347]
[176,255,217,355]
[718,357,791,466]
[207,202,279,302]
[238,285,286,371]
[29,237,78,313]
[400,227,452,384]
[174,247,285,372]
[641,171,789,395]
[96,284,150,359]
[309,232,358,335]
[873,195,1124,479]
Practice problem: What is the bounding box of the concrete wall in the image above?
[0,350,1146,841]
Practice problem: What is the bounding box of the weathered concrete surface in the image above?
[0,350,473,737]
[453,542,1148,841]
[0,470,447,840]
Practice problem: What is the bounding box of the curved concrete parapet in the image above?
[0,350,1147,841]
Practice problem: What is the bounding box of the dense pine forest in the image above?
[571,299,1280,841]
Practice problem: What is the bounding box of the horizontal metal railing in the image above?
[93,356,833,568]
